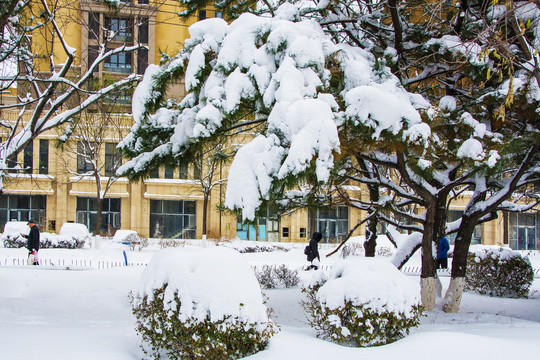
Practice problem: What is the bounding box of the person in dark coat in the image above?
[306,232,322,270]
[22,219,40,265]
[437,236,450,269]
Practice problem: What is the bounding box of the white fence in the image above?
[1,257,148,269]
[2,258,540,277]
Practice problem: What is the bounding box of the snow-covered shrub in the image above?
[254,264,300,289]
[2,221,85,249]
[218,240,290,253]
[254,265,278,289]
[340,242,365,258]
[302,258,422,347]
[57,223,89,248]
[131,247,277,360]
[465,247,534,298]
[159,238,186,248]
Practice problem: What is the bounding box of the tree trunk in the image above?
[96,197,103,236]
[420,200,447,310]
[364,216,378,257]
[442,277,465,313]
[443,220,475,313]
[202,193,209,236]
[421,277,437,310]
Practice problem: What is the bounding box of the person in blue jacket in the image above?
[437,236,450,269]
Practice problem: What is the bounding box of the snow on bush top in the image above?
[138,247,269,330]
[472,246,524,262]
[112,229,139,243]
[59,223,90,237]
[2,221,30,236]
[316,258,420,317]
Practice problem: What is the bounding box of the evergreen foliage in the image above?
[130,284,277,360]
[465,247,534,298]
[302,282,422,347]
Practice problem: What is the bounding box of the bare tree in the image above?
[0,0,144,190]
[57,95,126,235]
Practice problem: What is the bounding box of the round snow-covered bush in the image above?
[302,258,422,347]
[130,247,277,360]
[254,264,300,289]
[465,247,534,298]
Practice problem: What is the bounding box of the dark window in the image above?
[39,139,48,174]
[76,197,121,234]
[23,141,33,174]
[89,13,100,40]
[105,142,122,176]
[199,10,206,21]
[0,195,46,230]
[138,0,149,4]
[105,52,132,73]
[193,153,202,179]
[150,199,196,239]
[88,45,99,72]
[310,206,349,243]
[138,19,148,44]
[7,156,17,173]
[164,166,174,179]
[178,163,188,179]
[137,47,148,75]
[282,227,289,238]
[300,227,306,238]
[105,17,132,42]
[77,141,95,173]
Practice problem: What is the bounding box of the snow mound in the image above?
[316,257,421,316]
[59,223,90,237]
[138,247,269,329]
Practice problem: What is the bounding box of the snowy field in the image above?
[1,238,539,360]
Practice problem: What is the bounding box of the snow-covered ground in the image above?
[1,238,539,360]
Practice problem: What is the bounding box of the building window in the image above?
[138,19,149,44]
[150,200,196,239]
[89,13,100,40]
[105,17,133,42]
[23,141,33,174]
[76,197,121,234]
[104,52,132,73]
[105,142,122,176]
[310,206,349,243]
[508,212,539,250]
[164,166,174,179]
[0,195,46,230]
[178,163,188,179]
[137,48,148,75]
[300,227,306,238]
[150,167,159,178]
[39,139,48,174]
[282,227,289,238]
[199,10,206,21]
[77,141,95,173]
[88,45,99,72]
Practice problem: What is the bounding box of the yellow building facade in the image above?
[1,1,538,249]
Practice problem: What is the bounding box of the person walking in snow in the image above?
[437,236,450,269]
[306,231,322,270]
[22,219,40,265]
